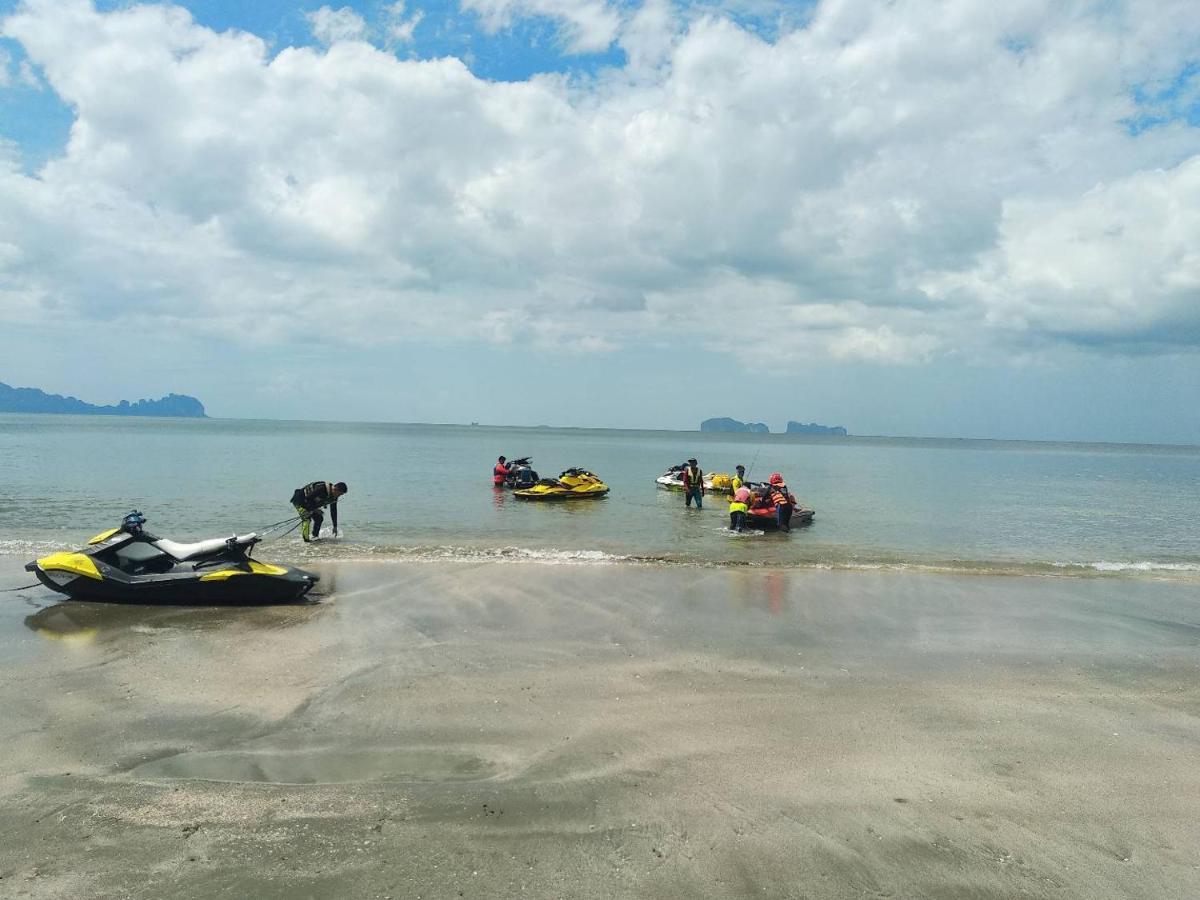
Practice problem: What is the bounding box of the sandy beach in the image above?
[0,557,1197,899]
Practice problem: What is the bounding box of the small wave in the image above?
[7,537,1200,582]
[286,544,1200,580]
[326,544,639,566]
[1058,561,1200,574]
[0,539,68,557]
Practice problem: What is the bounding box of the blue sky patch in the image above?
[1125,60,1200,134]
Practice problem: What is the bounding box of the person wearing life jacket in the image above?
[682,458,705,509]
[290,480,347,542]
[768,472,793,532]
[731,465,747,492]
[493,456,510,486]
[728,484,752,532]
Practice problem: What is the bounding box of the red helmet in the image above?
[769,473,783,485]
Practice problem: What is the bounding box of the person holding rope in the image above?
[290,480,348,542]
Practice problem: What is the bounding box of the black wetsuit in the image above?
[291,481,339,540]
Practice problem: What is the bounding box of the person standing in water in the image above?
[493,456,510,486]
[731,464,747,491]
[682,458,705,509]
[290,480,347,542]
[768,473,793,532]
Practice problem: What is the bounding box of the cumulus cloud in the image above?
[459,0,622,54]
[0,0,1198,368]
[925,156,1200,350]
[306,5,367,45]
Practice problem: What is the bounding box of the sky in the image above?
[0,0,1198,442]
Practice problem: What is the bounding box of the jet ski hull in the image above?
[742,507,815,531]
[26,524,318,606]
[513,488,609,500]
[514,468,610,500]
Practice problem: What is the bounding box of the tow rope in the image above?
[253,515,305,541]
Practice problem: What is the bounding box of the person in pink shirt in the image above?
[728,484,752,532]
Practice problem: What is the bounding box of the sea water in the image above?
[1,414,1198,577]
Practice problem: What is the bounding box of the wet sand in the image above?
[0,557,1198,899]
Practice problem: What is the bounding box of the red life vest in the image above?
[493,463,509,485]
[683,466,703,489]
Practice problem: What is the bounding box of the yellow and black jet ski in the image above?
[513,468,610,501]
[25,511,318,605]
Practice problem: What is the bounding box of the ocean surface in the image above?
[1,414,1198,578]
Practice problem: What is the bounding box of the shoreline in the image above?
[1,559,1198,898]
[6,544,1200,585]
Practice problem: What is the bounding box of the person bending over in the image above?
[290,480,348,542]
[728,485,752,532]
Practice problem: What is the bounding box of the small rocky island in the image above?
[785,421,847,436]
[701,417,848,435]
[0,381,207,418]
[700,417,770,433]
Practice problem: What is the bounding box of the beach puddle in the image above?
[131,747,498,785]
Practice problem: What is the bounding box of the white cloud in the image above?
[385,2,424,45]
[925,156,1200,349]
[306,5,367,45]
[458,0,621,54]
[828,326,940,364]
[0,0,1198,368]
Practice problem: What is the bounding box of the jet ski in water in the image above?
[25,511,318,605]
[655,464,734,495]
[502,457,540,489]
[514,468,609,500]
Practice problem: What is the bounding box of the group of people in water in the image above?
[495,455,798,533]
[676,458,797,532]
[291,458,796,541]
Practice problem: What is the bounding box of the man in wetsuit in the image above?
[290,480,348,542]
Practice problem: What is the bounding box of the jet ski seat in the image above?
[154,533,257,561]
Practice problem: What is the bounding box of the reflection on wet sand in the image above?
[729,569,790,616]
[24,598,329,644]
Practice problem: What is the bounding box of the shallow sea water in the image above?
[1,413,1198,576]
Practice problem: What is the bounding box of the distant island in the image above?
[701,417,770,434]
[786,421,847,436]
[0,381,207,418]
[700,417,848,435]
